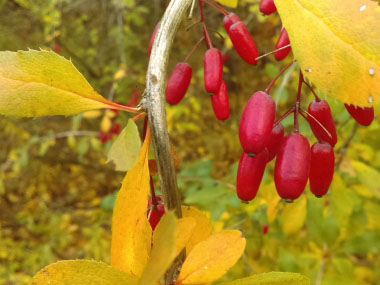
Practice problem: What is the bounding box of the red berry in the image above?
[239,91,276,155]
[110,122,121,135]
[274,28,291,61]
[274,133,310,202]
[307,100,337,147]
[204,48,223,93]
[309,142,335,197]
[236,149,268,202]
[262,224,269,234]
[148,22,160,56]
[127,91,140,107]
[211,80,230,120]
[147,196,165,230]
[259,0,277,15]
[223,13,241,31]
[344,104,374,126]
[166,62,192,105]
[227,21,259,65]
[266,123,284,162]
[99,131,108,144]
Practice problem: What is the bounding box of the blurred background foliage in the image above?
[0,0,379,284]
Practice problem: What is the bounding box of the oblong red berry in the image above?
[307,100,337,147]
[266,123,284,162]
[227,21,259,65]
[309,142,335,197]
[259,0,277,15]
[239,91,276,154]
[165,62,192,105]
[148,22,160,56]
[211,80,230,120]
[274,28,291,61]
[236,149,268,202]
[204,48,223,93]
[274,133,310,202]
[147,196,165,230]
[344,104,374,126]
[223,13,241,31]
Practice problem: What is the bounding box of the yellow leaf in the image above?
[111,131,152,276]
[217,0,238,8]
[175,217,196,257]
[364,201,380,230]
[82,110,102,119]
[351,160,380,198]
[274,0,380,106]
[260,182,281,223]
[0,50,125,117]
[176,230,246,284]
[282,195,307,234]
[139,211,177,285]
[101,116,112,132]
[181,205,213,255]
[218,271,310,285]
[30,260,138,285]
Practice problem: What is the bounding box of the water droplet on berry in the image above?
[369,68,375,76]
[359,5,367,11]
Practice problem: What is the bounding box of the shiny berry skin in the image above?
[147,196,165,230]
[227,21,259,65]
[274,28,291,61]
[166,62,192,105]
[223,13,241,31]
[259,0,277,15]
[307,100,337,147]
[204,48,223,93]
[266,123,284,162]
[274,133,311,202]
[239,91,276,155]
[148,22,160,56]
[236,149,268,202]
[344,104,374,126]
[309,142,335,197]
[211,80,230,120]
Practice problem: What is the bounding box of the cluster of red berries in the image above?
[99,120,121,144]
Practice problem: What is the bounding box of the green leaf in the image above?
[107,119,141,171]
[138,211,177,285]
[0,50,122,117]
[30,260,138,285]
[351,160,380,198]
[218,271,310,285]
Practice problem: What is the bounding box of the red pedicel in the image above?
[227,21,259,65]
[148,22,160,56]
[259,0,277,15]
[307,100,337,147]
[147,196,165,230]
[274,133,311,202]
[274,28,291,61]
[211,80,230,120]
[165,62,192,105]
[239,91,276,155]
[344,104,374,126]
[223,13,241,31]
[309,142,335,197]
[266,123,284,162]
[204,48,223,93]
[236,149,268,202]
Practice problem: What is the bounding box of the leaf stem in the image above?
[265,60,296,93]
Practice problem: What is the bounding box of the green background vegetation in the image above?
[0,0,379,284]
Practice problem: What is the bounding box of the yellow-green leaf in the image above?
[175,217,196,257]
[274,0,380,106]
[139,211,177,285]
[218,271,310,285]
[176,230,246,284]
[111,131,152,276]
[351,160,380,198]
[217,0,238,8]
[30,260,138,285]
[0,50,122,117]
[181,205,213,255]
[107,119,141,171]
[282,195,307,234]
